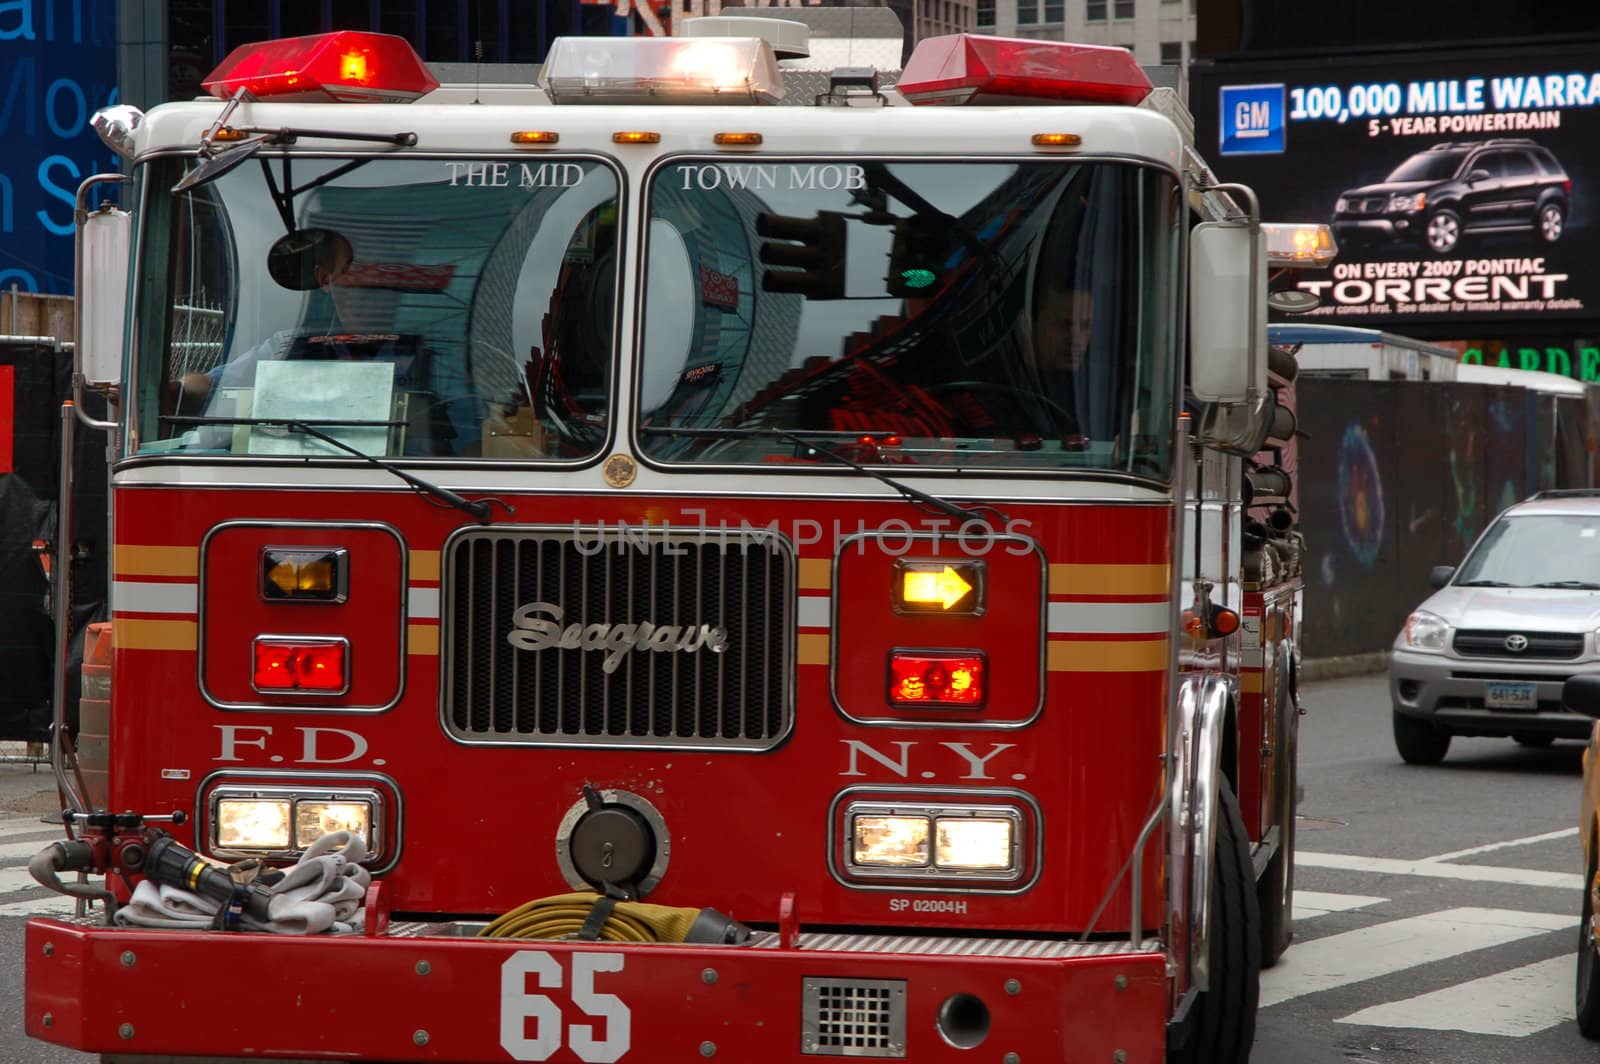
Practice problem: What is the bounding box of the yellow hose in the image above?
[479,892,707,942]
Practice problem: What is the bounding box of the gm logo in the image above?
[1219,83,1286,156]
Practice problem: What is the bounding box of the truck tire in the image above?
[1393,710,1451,765]
[1170,777,1260,1064]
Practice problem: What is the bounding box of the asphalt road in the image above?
[0,671,1594,1063]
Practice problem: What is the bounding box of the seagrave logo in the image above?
[506,602,729,674]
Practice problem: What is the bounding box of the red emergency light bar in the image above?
[898,35,1152,107]
[202,31,439,104]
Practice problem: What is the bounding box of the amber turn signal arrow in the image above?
[902,566,975,610]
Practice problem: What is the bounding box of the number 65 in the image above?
[500,951,631,1063]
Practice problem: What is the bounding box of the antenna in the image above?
[473,39,484,105]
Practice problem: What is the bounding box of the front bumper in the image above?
[1390,647,1594,738]
[28,917,1167,1063]
[1331,216,1419,244]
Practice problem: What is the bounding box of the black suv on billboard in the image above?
[1331,139,1570,255]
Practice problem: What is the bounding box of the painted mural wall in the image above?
[1298,378,1596,658]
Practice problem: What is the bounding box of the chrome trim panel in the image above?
[826,785,1043,896]
[801,977,906,1058]
[197,520,407,714]
[1179,671,1233,991]
[440,524,796,751]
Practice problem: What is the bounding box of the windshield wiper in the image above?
[162,415,512,524]
[641,425,1004,527]
[1456,579,1514,587]
[1531,580,1600,589]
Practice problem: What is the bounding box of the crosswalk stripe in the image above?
[0,894,87,918]
[0,837,64,862]
[1294,890,1386,920]
[1260,907,1576,1008]
[0,817,60,841]
[1297,850,1582,891]
[1335,954,1575,1036]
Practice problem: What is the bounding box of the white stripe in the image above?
[1047,600,1169,634]
[1260,907,1574,1008]
[798,596,830,629]
[0,838,67,861]
[0,817,60,841]
[112,580,197,615]
[1424,828,1578,863]
[408,586,440,619]
[1297,850,1583,891]
[0,894,89,917]
[1336,954,1574,1036]
[1294,890,1386,920]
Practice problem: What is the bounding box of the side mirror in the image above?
[1466,168,1490,185]
[1563,674,1600,719]
[79,204,131,388]
[1189,222,1265,404]
[1427,565,1455,589]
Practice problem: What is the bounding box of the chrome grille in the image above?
[443,526,794,748]
[801,978,906,1058]
[1453,629,1584,660]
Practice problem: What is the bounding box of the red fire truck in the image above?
[25,22,1327,1063]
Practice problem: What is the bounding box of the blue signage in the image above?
[1220,83,1286,156]
[0,2,119,295]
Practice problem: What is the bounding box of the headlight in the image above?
[211,785,383,858]
[853,815,930,866]
[846,803,1023,880]
[1388,192,1426,212]
[295,800,373,849]
[1403,610,1451,650]
[936,817,1014,870]
[217,798,292,850]
[1336,197,1349,212]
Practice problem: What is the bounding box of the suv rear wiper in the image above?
[641,425,1004,527]
[162,415,511,523]
[1531,580,1600,589]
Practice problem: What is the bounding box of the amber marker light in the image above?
[1211,607,1242,636]
[262,547,347,602]
[1032,132,1082,147]
[339,51,369,82]
[894,559,983,614]
[613,131,661,144]
[511,130,560,145]
[211,127,251,142]
[714,132,763,145]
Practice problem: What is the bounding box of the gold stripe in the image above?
[1047,638,1168,672]
[114,545,198,578]
[798,633,830,666]
[411,550,441,582]
[798,558,831,590]
[114,619,197,652]
[187,861,204,890]
[1240,672,1264,694]
[407,624,440,656]
[1049,564,1170,597]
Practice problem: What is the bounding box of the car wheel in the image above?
[1515,733,1556,748]
[1424,209,1461,255]
[1393,709,1451,765]
[1577,849,1600,1038]
[1539,202,1565,244]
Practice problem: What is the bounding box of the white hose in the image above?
[114,831,371,934]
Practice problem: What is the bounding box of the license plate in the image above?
[1485,682,1538,710]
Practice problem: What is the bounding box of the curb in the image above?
[1301,652,1388,682]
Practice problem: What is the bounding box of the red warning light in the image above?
[202,31,439,104]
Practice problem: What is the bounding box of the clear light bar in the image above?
[1262,222,1338,268]
[540,36,783,106]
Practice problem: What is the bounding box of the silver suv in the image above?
[1390,491,1600,764]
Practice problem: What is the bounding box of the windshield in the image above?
[1455,513,1600,587]
[1386,150,1466,183]
[636,160,1178,477]
[132,155,620,460]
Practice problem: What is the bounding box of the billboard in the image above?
[1193,44,1600,330]
[0,2,119,296]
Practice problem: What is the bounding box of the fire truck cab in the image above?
[26,21,1322,1064]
